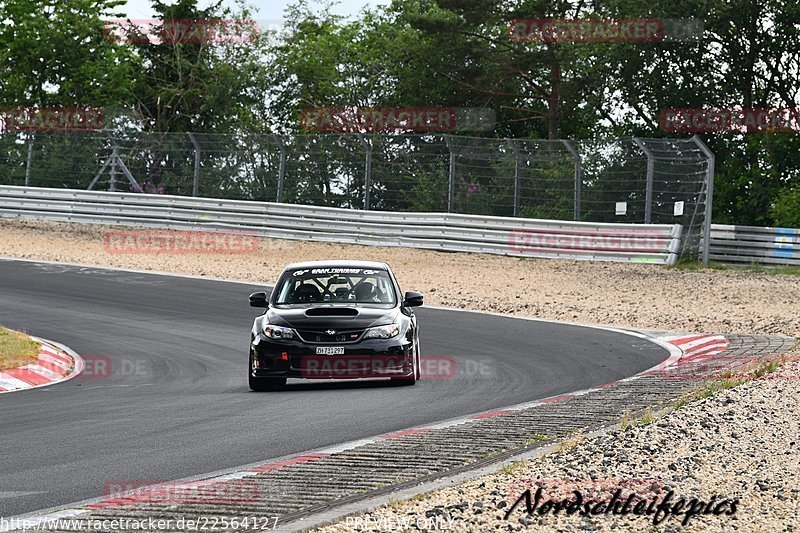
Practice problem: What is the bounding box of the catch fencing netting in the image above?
[0,131,712,260]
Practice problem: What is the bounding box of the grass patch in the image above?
[649,355,792,420]
[499,460,527,475]
[619,408,655,428]
[524,434,548,446]
[620,411,631,430]
[753,358,782,378]
[409,491,434,503]
[557,433,585,453]
[737,264,800,276]
[696,377,745,400]
[387,493,421,509]
[636,408,655,426]
[670,259,730,272]
[479,449,504,459]
[385,489,434,511]
[670,259,800,276]
[0,325,39,371]
[681,356,788,406]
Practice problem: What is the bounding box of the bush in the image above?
[770,187,800,228]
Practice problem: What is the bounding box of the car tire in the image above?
[391,376,416,386]
[392,348,419,386]
[415,341,422,380]
[249,375,287,391]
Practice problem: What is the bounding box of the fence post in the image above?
[444,135,456,213]
[505,139,521,217]
[187,132,201,197]
[691,135,715,266]
[109,143,118,192]
[561,139,581,221]
[273,134,286,203]
[24,133,34,187]
[356,134,372,210]
[633,137,654,223]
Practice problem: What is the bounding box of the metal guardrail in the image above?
[0,185,683,265]
[709,224,800,266]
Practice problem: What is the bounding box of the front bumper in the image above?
[250,335,414,380]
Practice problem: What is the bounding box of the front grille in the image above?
[296,329,365,344]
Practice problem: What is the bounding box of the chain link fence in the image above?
[0,131,713,261]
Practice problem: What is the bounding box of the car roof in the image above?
[282,260,389,271]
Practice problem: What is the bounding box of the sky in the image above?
[121,0,388,20]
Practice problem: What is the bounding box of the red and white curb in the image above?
[660,333,729,364]
[0,337,83,394]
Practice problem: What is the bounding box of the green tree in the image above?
[385,0,608,139]
[125,0,268,133]
[593,0,800,226]
[0,0,137,109]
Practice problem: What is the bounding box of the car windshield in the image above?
[273,267,397,306]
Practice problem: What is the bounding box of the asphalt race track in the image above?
[0,258,668,517]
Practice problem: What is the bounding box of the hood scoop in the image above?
[305,307,359,317]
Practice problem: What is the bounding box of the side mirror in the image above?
[249,292,269,308]
[403,291,424,307]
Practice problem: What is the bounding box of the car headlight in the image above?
[263,324,296,340]
[363,323,400,339]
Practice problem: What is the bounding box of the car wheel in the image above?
[249,352,287,391]
[392,348,419,386]
[414,342,422,380]
[249,374,287,391]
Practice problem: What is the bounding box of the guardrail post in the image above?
[187,132,201,197]
[505,139,522,217]
[691,135,715,266]
[561,139,581,221]
[24,133,34,187]
[633,137,654,224]
[272,134,286,203]
[444,135,456,213]
[356,134,372,210]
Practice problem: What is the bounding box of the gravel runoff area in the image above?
[1,218,799,531]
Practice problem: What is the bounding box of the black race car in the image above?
[248,261,423,391]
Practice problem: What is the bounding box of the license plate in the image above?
[316,346,345,355]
